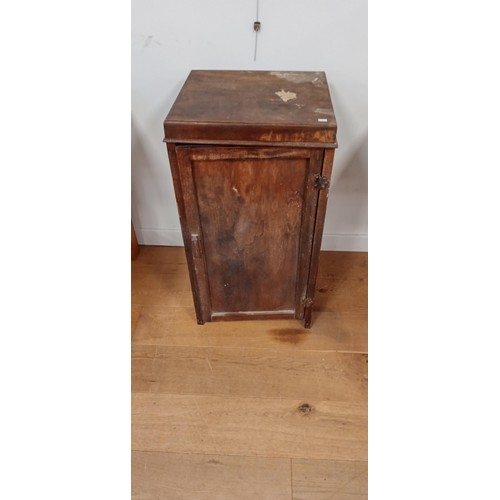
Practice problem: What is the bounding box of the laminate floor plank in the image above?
[131,246,368,497]
[132,393,367,461]
[132,344,367,402]
[132,307,367,353]
[292,458,367,500]
[132,450,292,500]
[131,248,367,352]
[131,304,143,339]
[314,252,368,315]
[131,272,188,307]
[131,246,189,280]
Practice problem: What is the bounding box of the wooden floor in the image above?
[132,246,368,499]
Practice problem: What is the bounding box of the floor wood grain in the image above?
[132,451,291,500]
[131,246,368,499]
[314,252,368,316]
[132,307,367,353]
[292,458,368,500]
[132,344,367,401]
[132,393,367,461]
[131,304,142,339]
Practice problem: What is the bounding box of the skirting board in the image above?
[135,228,368,252]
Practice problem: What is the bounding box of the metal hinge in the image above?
[302,297,314,308]
[314,174,330,190]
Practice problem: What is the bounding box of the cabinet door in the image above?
[174,146,324,323]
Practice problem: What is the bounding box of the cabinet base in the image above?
[193,309,315,328]
[211,310,295,322]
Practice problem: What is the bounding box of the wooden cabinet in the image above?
[164,70,337,327]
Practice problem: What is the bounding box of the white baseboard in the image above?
[320,233,368,252]
[135,228,184,246]
[136,228,367,252]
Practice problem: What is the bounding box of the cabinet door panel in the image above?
[176,147,322,320]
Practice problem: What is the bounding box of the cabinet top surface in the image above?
[164,70,337,147]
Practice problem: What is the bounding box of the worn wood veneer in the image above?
[164,70,338,327]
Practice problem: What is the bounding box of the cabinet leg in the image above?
[304,307,313,329]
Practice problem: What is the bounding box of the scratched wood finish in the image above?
[164,71,337,327]
[176,146,322,318]
[189,148,308,317]
[164,70,337,147]
[132,451,292,500]
[292,458,368,500]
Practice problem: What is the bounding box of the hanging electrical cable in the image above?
[253,0,261,61]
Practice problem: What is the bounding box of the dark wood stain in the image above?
[167,143,208,323]
[298,403,313,415]
[268,328,309,345]
[164,70,337,328]
[164,70,337,147]
[191,149,309,313]
[304,148,336,329]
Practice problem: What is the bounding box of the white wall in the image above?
[132,0,367,251]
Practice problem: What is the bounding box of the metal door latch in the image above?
[314,174,330,190]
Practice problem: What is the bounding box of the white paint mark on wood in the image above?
[275,89,297,102]
[270,71,325,86]
[315,107,334,116]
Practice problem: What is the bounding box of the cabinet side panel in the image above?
[192,155,309,314]
[170,145,212,323]
[294,149,323,318]
[304,148,336,327]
